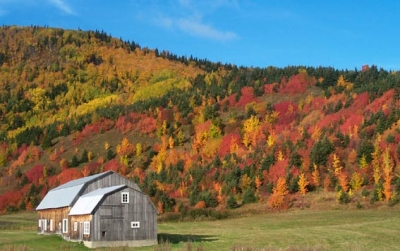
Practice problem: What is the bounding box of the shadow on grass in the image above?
[158,233,218,244]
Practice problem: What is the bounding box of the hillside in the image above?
[0,26,400,214]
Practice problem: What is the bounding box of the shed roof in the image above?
[36,171,113,210]
[69,185,126,216]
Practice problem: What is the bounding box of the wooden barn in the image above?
[36,171,158,248]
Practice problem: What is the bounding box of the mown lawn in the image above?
[1,208,400,250]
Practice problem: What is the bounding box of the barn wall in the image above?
[91,187,157,243]
[84,172,140,195]
[37,207,70,236]
[69,215,92,241]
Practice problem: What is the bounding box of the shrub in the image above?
[194,201,206,209]
[337,190,350,204]
[370,184,383,203]
[361,187,370,197]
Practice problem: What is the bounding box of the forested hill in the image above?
[0,25,400,214]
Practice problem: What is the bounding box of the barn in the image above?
[36,171,158,248]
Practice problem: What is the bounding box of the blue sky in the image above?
[1,0,399,70]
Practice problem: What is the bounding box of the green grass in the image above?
[1,208,400,251]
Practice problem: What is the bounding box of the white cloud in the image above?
[176,18,237,41]
[146,1,239,42]
[48,0,75,15]
[178,0,239,12]
[154,15,173,29]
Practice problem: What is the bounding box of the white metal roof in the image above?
[36,171,113,210]
[69,185,126,216]
[36,184,84,210]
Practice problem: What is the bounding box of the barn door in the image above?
[100,218,123,241]
[79,222,84,240]
[40,219,45,234]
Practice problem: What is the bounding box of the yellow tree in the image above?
[350,172,364,191]
[155,135,168,173]
[267,129,276,148]
[382,148,393,202]
[242,115,261,148]
[104,141,110,151]
[358,154,368,169]
[168,136,174,149]
[177,129,185,146]
[277,150,285,161]
[240,174,252,192]
[336,75,354,91]
[135,143,142,157]
[332,153,342,176]
[87,151,93,162]
[371,141,382,185]
[298,173,309,195]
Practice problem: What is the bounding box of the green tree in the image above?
[226,193,239,209]
[71,155,80,167]
[310,137,334,166]
[200,191,218,208]
[80,149,88,163]
[357,140,374,163]
[106,149,115,160]
[242,188,257,204]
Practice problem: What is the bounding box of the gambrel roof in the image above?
[36,171,114,210]
[69,185,126,216]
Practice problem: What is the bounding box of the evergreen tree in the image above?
[71,155,80,167]
[106,149,115,160]
[80,149,88,163]
[310,137,334,166]
[200,191,218,208]
[242,188,257,204]
[226,193,239,209]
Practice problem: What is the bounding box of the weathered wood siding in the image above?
[91,187,157,242]
[37,207,70,236]
[69,215,92,241]
[83,172,140,194]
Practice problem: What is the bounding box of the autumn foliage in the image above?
[0,26,400,214]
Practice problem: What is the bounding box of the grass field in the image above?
[1,208,400,251]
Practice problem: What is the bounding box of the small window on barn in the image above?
[62,219,68,233]
[73,221,78,232]
[121,192,129,203]
[84,221,90,235]
[101,231,106,238]
[131,221,140,228]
